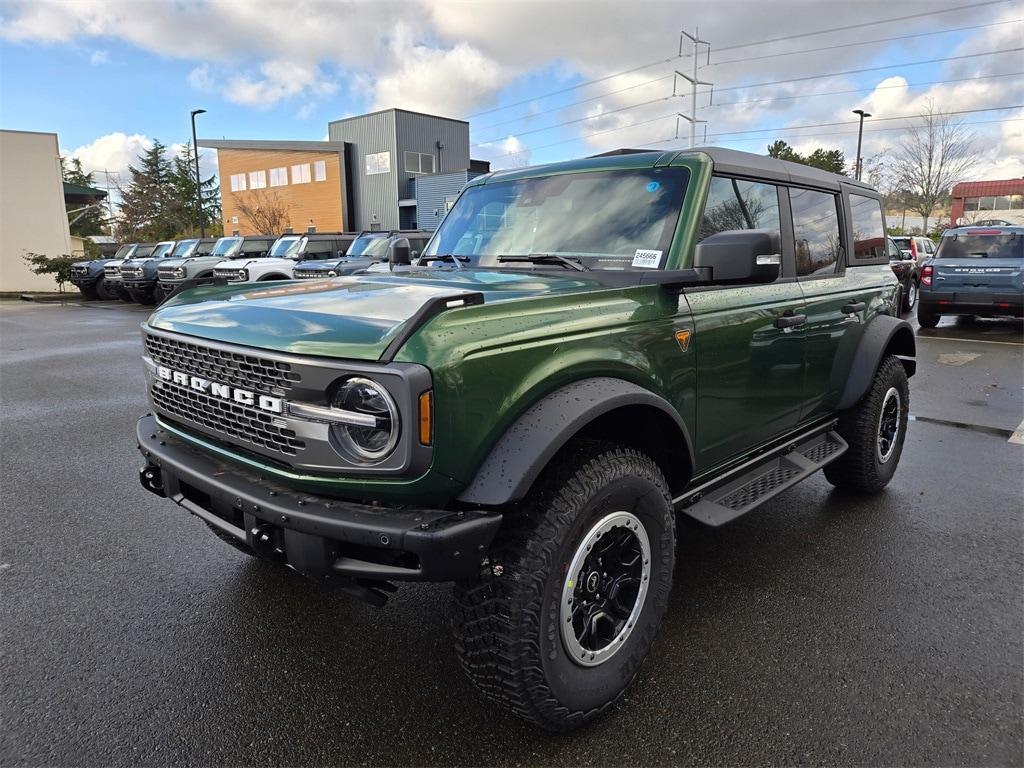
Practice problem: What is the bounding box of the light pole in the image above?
[190,109,207,237]
[852,109,871,181]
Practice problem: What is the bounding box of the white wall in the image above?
[0,130,73,292]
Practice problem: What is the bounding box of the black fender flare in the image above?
[457,377,693,506]
[836,314,916,410]
[258,273,291,281]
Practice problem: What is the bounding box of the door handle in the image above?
[774,313,807,329]
[842,301,866,313]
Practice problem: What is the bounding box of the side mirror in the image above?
[389,238,412,270]
[693,229,781,285]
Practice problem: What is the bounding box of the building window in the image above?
[365,151,391,175]
[249,170,267,189]
[291,163,311,184]
[269,167,288,187]
[313,160,327,182]
[404,151,435,174]
[229,173,246,192]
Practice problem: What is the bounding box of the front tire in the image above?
[453,442,675,731]
[824,355,909,493]
[95,275,116,301]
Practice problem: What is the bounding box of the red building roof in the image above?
[951,179,1024,198]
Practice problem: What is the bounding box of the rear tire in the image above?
[917,304,940,328]
[902,279,918,312]
[453,441,675,732]
[824,355,909,493]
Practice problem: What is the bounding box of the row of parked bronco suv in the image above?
[132,147,1020,731]
[69,230,432,305]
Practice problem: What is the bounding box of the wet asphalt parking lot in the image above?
[1,298,1022,767]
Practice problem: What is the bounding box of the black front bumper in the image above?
[70,274,98,288]
[123,278,156,291]
[136,415,500,585]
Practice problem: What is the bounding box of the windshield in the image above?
[112,245,134,259]
[360,237,393,258]
[892,237,911,248]
[269,236,302,258]
[423,167,689,270]
[150,242,174,259]
[346,233,387,256]
[937,233,1022,259]
[134,245,155,258]
[211,237,243,257]
[172,239,199,258]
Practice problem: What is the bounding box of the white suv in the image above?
[212,232,355,283]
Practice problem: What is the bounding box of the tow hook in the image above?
[249,523,285,561]
[139,464,165,497]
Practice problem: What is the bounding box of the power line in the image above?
[473,95,675,147]
[706,18,1021,68]
[698,104,1023,140]
[711,0,1010,54]
[466,0,1009,120]
[697,48,1022,96]
[700,117,1023,145]
[494,111,680,157]
[473,74,674,134]
[708,71,1024,109]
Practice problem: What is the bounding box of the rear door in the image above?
[792,186,869,421]
[687,175,805,469]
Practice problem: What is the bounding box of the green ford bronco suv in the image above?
[137,147,915,730]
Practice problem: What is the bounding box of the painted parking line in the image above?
[917,335,1023,347]
[1009,419,1024,445]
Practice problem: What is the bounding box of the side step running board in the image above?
[680,430,848,527]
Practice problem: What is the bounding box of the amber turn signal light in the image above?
[675,329,691,352]
[418,391,433,445]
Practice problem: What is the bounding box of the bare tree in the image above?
[233,190,292,235]
[890,101,978,233]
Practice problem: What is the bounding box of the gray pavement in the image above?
[1,300,1022,767]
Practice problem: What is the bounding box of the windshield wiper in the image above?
[496,253,589,271]
[421,254,469,269]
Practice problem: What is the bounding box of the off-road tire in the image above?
[78,285,99,301]
[917,304,940,328]
[453,441,676,732]
[824,355,909,493]
[128,288,156,305]
[95,275,116,301]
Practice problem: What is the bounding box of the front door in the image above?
[688,175,805,471]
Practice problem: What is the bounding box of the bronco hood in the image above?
[147,268,608,360]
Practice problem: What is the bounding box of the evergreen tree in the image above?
[115,140,177,242]
[61,157,108,237]
[767,140,847,175]
[169,142,221,237]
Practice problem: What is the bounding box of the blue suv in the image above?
[917,225,1023,328]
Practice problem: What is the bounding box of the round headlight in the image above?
[330,377,399,462]
[173,267,186,279]
[327,270,338,277]
[237,269,248,281]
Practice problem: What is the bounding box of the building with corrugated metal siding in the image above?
[201,108,487,235]
[412,168,489,231]
[328,108,471,231]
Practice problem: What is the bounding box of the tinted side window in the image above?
[302,241,334,255]
[849,194,886,260]
[699,176,781,241]
[791,188,841,276]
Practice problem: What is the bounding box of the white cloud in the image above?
[187,63,215,93]
[225,59,337,108]
[88,49,108,65]
[68,132,153,182]
[366,24,506,116]
[471,135,532,170]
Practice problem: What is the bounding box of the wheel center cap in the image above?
[585,571,600,593]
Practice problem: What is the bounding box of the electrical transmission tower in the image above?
[673,28,713,147]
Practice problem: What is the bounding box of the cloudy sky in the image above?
[1,0,1021,187]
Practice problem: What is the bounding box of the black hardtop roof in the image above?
[684,146,875,192]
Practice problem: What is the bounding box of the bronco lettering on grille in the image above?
[156,365,283,413]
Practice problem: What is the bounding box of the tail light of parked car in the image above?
[921,264,933,287]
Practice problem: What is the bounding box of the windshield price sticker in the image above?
[632,249,663,269]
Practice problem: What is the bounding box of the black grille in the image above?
[144,332,301,397]
[71,266,89,276]
[122,267,144,278]
[151,381,305,456]
[293,269,328,279]
[157,267,180,279]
